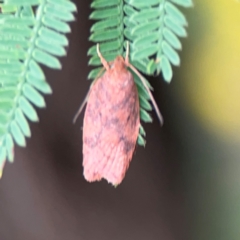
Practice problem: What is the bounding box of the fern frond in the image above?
[126,0,193,82]
[0,0,76,174]
[88,0,124,79]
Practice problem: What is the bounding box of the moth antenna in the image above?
[128,63,164,125]
[125,42,154,90]
[125,41,130,65]
[97,44,110,70]
[124,41,163,124]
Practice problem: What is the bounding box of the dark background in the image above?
[1,1,240,240]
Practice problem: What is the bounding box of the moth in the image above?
[74,43,163,185]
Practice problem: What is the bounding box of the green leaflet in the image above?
[33,49,61,69]
[0,147,7,170]
[163,27,182,50]
[0,61,24,72]
[90,7,121,20]
[165,2,188,26]
[164,16,187,37]
[137,134,146,147]
[18,96,39,122]
[140,108,153,123]
[123,4,138,16]
[0,87,18,100]
[0,1,76,169]
[169,0,193,7]
[136,84,151,102]
[130,8,161,22]
[132,20,160,36]
[44,4,75,22]
[26,73,52,94]
[22,83,46,108]
[0,49,27,60]
[35,38,67,57]
[4,0,41,5]
[162,40,180,66]
[20,5,34,17]
[87,67,103,80]
[91,17,121,32]
[0,112,10,126]
[124,0,161,8]
[10,120,26,147]
[5,134,14,162]
[0,126,7,138]
[0,5,18,13]
[133,32,159,49]
[0,100,15,113]
[29,60,45,80]
[131,69,153,90]
[47,0,77,12]
[0,25,32,37]
[0,38,30,49]
[91,0,121,8]
[38,27,69,46]
[132,44,159,60]
[15,108,31,137]
[146,59,158,75]
[138,124,146,145]
[161,55,173,82]
[139,96,152,111]
[139,124,146,137]
[42,15,71,33]
[90,28,122,42]
[1,16,35,26]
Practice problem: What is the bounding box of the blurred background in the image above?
[0,0,240,239]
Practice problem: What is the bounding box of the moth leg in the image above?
[73,90,91,123]
[97,44,110,71]
[73,77,99,123]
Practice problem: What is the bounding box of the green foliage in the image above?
[88,0,192,146]
[0,0,76,172]
[0,0,192,176]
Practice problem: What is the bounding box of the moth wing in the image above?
[83,123,138,185]
[82,69,140,185]
[83,106,139,184]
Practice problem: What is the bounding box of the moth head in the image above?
[112,56,126,70]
